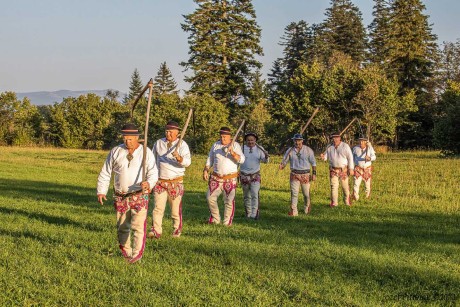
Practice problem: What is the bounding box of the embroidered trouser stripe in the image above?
[207,179,237,225]
[153,191,184,235]
[117,210,133,258]
[173,200,183,235]
[130,208,148,262]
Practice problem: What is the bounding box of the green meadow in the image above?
[0,147,458,306]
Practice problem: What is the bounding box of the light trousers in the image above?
[290,180,310,214]
[353,176,371,200]
[242,181,260,218]
[207,179,237,226]
[152,190,183,236]
[116,207,147,260]
[330,175,350,205]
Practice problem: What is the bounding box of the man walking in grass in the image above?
[279,133,317,216]
[352,135,376,201]
[148,121,191,239]
[97,123,158,264]
[321,132,354,207]
[203,127,245,226]
[240,132,269,219]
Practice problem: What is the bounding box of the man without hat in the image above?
[97,123,158,263]
[240,132,269,219]
[320,132,354,207]
[148,121,191,239]
[352,135,376,200]
[203,127,245,226]
[279,133,317,216]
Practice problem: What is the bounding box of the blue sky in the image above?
[1,0,458,93]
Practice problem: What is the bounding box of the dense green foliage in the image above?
[433,81,460,155]
[0,147,459,305]
[0,92,41,146]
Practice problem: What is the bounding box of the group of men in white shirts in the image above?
[96,123,376,263]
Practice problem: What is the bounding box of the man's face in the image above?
[220,134,231,145]
[332,136,341,146]
[245,135,256,147]
[123,135,139,149]
[294,139,303,148]
[165,129,179,142]
[360,140,367,149]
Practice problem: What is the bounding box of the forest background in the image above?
[1,0,459,155]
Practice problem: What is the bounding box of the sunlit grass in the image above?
[0,147,458,305]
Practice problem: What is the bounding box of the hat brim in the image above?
[245,133,258,141]
[165,125,181,130]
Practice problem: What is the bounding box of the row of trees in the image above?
[1,0,459,154]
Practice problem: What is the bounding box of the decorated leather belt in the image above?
[158,176,184,183]
[212,172,239,180]
[291,169,310,174]
[115,190,143,198]
[240,171,260,176]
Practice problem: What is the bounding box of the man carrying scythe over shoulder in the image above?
[203,123,245,226]
[97,123,158,264]
[321,126,355,208]
[148,111,192,239]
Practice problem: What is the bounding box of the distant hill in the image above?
[16,89,126,105]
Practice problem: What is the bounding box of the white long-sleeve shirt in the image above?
[352,145,376,168]
[152,138,191,179]
[240,145,269,174]
[323,142,354,169]
[97,144,158,195]
[282,145,316,171]
[205,141,245,175]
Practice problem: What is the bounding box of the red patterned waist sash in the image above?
[113,190,148,213]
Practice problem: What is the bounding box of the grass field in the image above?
[0,147,459,306]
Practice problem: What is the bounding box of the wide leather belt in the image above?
[291,169,310,174]
[212,172,238,180]
[158,176,184,183]
[115,190,143,198]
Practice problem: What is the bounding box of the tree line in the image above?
[1,0,459,154]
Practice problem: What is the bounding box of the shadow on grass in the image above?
[0,178,107,211]
[0,206,105,232]
[0,228,63,245]
[175,191,460,254]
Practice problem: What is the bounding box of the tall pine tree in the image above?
[268,21,315,102]
[386,0,438,148]
[318,0,367,63]
[181,0,263,106]
[124,68,144,104]
[153,62,179,96]
[368,0,392,65]
[386,0,438,93]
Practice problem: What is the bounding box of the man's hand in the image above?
[141,181,150,193]
[348,169,354,176]
[278,163,285,170]
[203,169,209,181]
[97,194,107,205]
[320,153,326,161]
[172,151,183,163]
[311,175,316,181]
[365,155,371,162]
